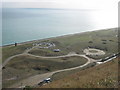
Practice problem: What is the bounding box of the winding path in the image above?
[2,52,96,68]
[9,54,95,88]
[2,46,101,88]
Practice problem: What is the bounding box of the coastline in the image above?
[2,27,118,88]
[2,27,117,47]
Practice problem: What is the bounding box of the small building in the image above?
[53,49,60,52]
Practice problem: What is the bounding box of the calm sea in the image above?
[2,8,117,46]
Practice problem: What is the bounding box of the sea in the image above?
[2,8,117,46]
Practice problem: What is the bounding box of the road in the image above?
[9,54,95,88]
[2,54,25,67]
[2,47,102,88]
[10,53,118,88]
[2,51,97,68]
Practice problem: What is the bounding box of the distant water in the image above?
[2,8,117,46]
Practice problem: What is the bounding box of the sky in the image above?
[2,0,120,10]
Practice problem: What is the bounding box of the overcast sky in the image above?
[2,0,119,10]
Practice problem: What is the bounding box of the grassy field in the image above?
[2,28,118,88]
[2,43,33,62]
[50,62,96,81]
[28,28,118,58]
[2,28,118,62]
[28,48,69,57]
[41,57,118,88]
[2,55,87,87]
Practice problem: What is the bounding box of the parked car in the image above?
[38,78,51,86]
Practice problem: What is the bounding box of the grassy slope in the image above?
[2,28,118,88]
[2,28,118,62]
[27,28,118,58]
[2,56,87,87]
[50,62,96,81]
[2,43,32,62]
[41,57,118,88]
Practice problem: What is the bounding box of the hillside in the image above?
[2,28,118,88]
[41,57,118,88]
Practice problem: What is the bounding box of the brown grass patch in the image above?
[41,57,118,88]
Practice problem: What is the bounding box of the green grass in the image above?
[28,48,69,57]
[2,43,33,62]
[22,28,118,58]
[2,28,118,60]
[2,55,87,88]
[2,28,118,88]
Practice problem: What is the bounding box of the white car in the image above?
[97,62,103,64]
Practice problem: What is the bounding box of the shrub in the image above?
[23,86,32,90]
[88,41,93,43]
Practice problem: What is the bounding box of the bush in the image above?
[88,41,93,43]
[23,86,32,90]
[102,42,107,44]
[101,39,107,41]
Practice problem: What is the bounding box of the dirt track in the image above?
[2,47,102,88]
[9,54,95,88]
[83,48,105,55]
